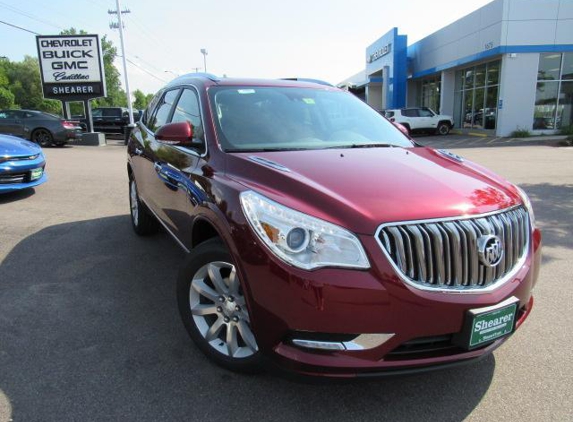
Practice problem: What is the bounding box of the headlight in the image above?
[517,186,535,227]
[240,191,370,270]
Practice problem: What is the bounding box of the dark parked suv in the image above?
[127,74,541,377]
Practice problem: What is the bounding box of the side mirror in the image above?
[393,122,411,137]
[155,121,196,146]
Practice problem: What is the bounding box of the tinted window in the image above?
[0,111,16,119]
[209,87,413,151]
[102,109,122,117]
[402,109,418,117]
[172,88,205,148]
[148,89,180,132]
[385,111,394,118]
[142,92,163,126]
[418,108,434,117]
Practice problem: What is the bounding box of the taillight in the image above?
[62,121,78,129]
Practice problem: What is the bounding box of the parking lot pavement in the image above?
[412,133,565,149]
[0,143,572,422]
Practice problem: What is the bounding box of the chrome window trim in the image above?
[374,205,530,294]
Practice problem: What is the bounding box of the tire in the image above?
[436,122,451,136]
[129,178,158,235]
[177,238,262,373]
[31,128,54,147]
[55,142,66,147]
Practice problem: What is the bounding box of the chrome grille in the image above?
[377,207,530,291]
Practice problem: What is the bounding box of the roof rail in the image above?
[281,78,333,87]
[176,72,220,82]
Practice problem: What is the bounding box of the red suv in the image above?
[127,74,541,377]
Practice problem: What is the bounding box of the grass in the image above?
[510,128,531,138]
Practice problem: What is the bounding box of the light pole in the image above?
[200,48,208,73]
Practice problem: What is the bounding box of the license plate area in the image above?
[454,297,519,350]
[30,168,43,181]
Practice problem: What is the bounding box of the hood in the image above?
[226,147,522,235]
[0,135,42,157]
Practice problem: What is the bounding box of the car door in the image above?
[417,108,437,130]
[150,87,208,244]
[135,88,180,221]
[0,111,24,137]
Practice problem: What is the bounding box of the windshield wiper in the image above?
[325,143,396,150]
[225,147,310,153]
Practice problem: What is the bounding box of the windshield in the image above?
[208,86,414,152]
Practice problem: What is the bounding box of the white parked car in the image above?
[384,107,454,135]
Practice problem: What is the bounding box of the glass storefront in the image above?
[533,53,573,130]
[418,76,441,112]
[454,61,500,130]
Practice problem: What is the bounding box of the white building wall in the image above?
[496,53,539,136]
[440,70,456,116]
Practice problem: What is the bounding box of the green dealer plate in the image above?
[468,298,518,348]
[30,168,43,180]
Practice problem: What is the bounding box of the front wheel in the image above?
[177,238,262,373]
[32,129,53,147]
[436,123,451,136]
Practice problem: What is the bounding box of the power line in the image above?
[0,1,63,31]
[126,57,167,83]
[0,19,39,35]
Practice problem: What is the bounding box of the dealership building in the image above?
[339,0,573,136]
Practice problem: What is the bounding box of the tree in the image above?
[132,89,150,109]
[0,59,15,108]
[5,56,61,114]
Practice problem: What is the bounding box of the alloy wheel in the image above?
[33,129,53,147]
[189,261,258,358]
[130,180,139,226]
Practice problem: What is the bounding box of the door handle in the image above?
[135,147,143,155]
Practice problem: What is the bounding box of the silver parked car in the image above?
[0,109,82,147]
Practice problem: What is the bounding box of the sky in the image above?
[0,0,494,96]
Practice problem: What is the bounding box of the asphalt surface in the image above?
[0,140,572,422]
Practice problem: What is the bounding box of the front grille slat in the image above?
[0,172,28,184]
[377,207,530,291]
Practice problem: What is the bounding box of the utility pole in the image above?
[200,48,208,73]
[109,0,135,143]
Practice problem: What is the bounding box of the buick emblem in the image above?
[478,235,504,267]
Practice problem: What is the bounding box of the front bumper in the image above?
[232,225,541,377]
[0,158,47,193]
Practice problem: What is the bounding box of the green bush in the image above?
[559,125,573,136]
[510,128,531,138]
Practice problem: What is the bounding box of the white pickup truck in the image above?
[384,107,454,135]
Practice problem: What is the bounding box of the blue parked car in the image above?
[0,134,47,194]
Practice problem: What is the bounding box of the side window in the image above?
[385,111,395,118]
[171,88,205,148]
[148,89,180,132]
[418,108,434,117]
[402,109,417,118]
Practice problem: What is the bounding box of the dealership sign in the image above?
[367,43,392,63]
[36,34,106,101]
